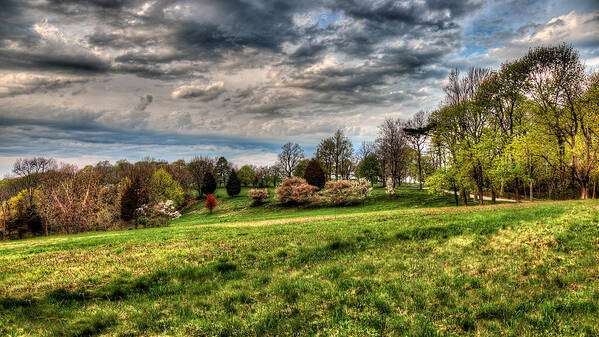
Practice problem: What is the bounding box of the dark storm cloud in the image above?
[1,0,474,94]
[3,0,598,173]
[0,49,111,73]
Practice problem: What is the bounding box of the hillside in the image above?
[1,189,598,336]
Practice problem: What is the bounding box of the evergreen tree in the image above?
[226,169,241,197]
[121,174,149,221]
[202,171,217,195]
[304,158,326,189]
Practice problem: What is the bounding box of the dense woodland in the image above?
[1,44,598,240]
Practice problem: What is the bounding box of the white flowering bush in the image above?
[385,177,396,196]
[154,200,181,219]
[322,178,371,206]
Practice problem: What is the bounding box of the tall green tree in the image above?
[226,169,241,197]
[523,45,595,199]
[317,129,353,180]
[357,154,381,186]
[149,169,184,208]
[237,165,256,187]
[214,157,230,187]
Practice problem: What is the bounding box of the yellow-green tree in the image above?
[149,169,184,208]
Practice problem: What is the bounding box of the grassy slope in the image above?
[0,189,598,336]
[174,185,479,226]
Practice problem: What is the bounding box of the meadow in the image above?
[1,187,598,336]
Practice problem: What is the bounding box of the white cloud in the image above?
[521,11,599,45]
[489,10,599,61]
[171,81,225,100]
[0,72,89,98]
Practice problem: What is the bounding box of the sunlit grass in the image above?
[0,189,598,336]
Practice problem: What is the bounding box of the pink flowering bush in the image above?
[249,189,269,205]
[275,177,320,205]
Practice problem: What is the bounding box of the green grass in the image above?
[174,185,485,226]
[1,188,598,336]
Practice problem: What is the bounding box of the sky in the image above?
[1,0,598,175]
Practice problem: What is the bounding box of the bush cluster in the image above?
[274,177,371,206]
[275,178,319,205]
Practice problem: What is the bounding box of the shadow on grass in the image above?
[0,260,244,335]
[291,205,568,267]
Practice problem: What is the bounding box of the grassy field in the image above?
[1,188,598,336]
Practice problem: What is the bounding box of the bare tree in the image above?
[278,142,305,178]
[356,141,377,162]
[36,165,101,235]
[444,68,490,107]
[376,118,411,191]
[12,157,57,206]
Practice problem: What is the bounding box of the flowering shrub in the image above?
[133,199,180,228]
[154,200,181,219]
[385,177,396,196]
[249,189,269,205]
[275,177,319,205]
[205,194,218,214]
[353,178,371,201]
[322,178,371,206]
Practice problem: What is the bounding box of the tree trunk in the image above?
[417,151,423,190]
[581,184,589,200]
[453,186,459,206]
[478,185,484,205]
[514,178,520,202]
[529,181,533,202]
[491,189,496,204]
[593,179,596,199]
[461,189,468,206]
[500,179,504,198]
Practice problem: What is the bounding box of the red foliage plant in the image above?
[205,194,217,214]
